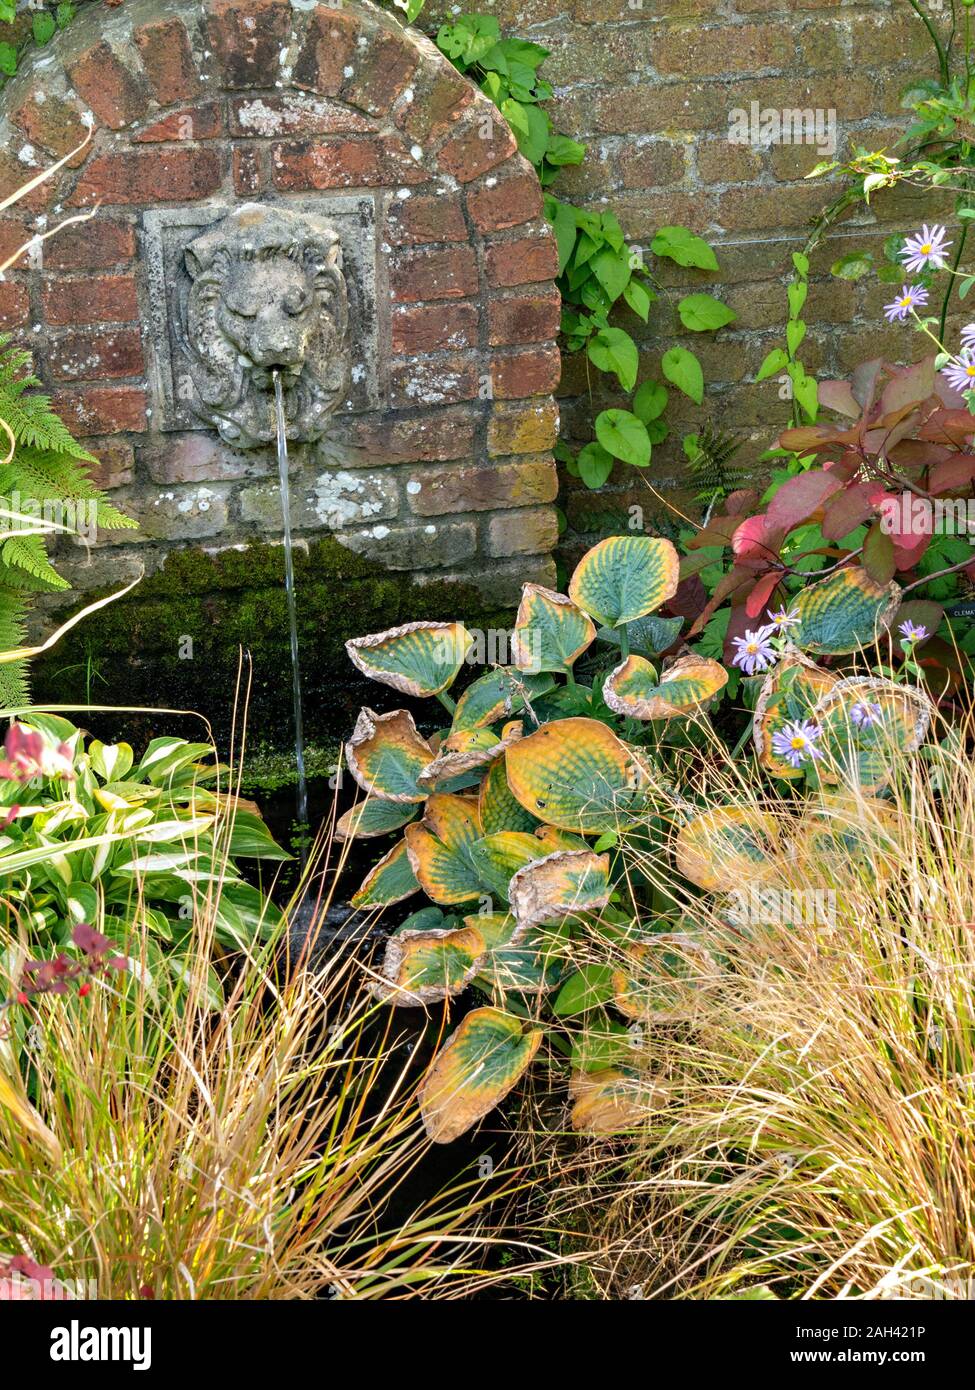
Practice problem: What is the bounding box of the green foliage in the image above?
[0,714,286,1001]
[0,337,136,705]
[0,1,73,81]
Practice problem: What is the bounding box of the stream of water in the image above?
[273,372,309,867]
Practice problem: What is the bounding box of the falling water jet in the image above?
[273,371,310,874]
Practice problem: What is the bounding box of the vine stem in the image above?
[906,0,949,85]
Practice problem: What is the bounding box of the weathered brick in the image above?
[394,64,473,145]
[653,23,794,76]
[240,469,400,530]
[389,356,480,410]
[490,347,562,399]
[488,290,561,347]
[233,145,264,195]
[208,0,292,88]
[339,26,419,117]
[47,327,144,381]
[386,193,468,246]
[0,149,56,214]
[10,92,89,162]
[270,138,427,190]
[390,246,479,303]
[43,218,135,271]
[135,19,201,105]
[67,42,148,130]
[436,114,518,184]
[407,459,557,516]
[347,412,477,464]
[466,167,543,233]
[485,233,560,289]
[696,139,764,184]
[124,486,230,541]
[134,104,224,143]
[292,6,361,97]
[0,281,29,331]
[617,140,686,190]
[69,149,223,206]
[486,507,559,557]
[42,274,139,326]
[391,302,478,355]
[0,217,29,268]
[51,386,147,436]
[229,95,375,137]
[340,520,478,571]
[85,440,135,490]
[143,433,270,485]
[488,401,559,457]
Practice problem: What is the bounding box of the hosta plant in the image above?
[0,715,287,1002]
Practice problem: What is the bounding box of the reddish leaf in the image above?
[850,358,883,410]
[817,378,860,418]
[731,514,785,568]
[887,438,951,476]
[688,566,753,636]
[664,574,708,623]
[877,357,935,421]
[779,424,857,455]
[724,488,761,516]
[918,410,975,449]
[862,520,896,585]
[745,570,782,620]
[929,454,975,495]
[766,470,844,530]
[820,481,890,541]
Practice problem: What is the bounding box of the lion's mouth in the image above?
[246,361,304,392]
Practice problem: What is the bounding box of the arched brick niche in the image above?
[0,0,562,608]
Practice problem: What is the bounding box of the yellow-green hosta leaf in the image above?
[468,830,543,902]
[346,621,473,697]
[674,805,781,893]
[478,757,539,835]
[791,565,901,655]
[790,790,901,873]
[532,826,589,853]
[474,926,565,997]
[602,653,727,719]
[345,708,435,803]
[511,583,596,674]
[569,1068,666,1136]
[88,739,134,781]
[335,798,419,840]
[351,838,419,908]
[371,924,486,1005]
[811,676,933,792]
[451,666,555,731]
[509,848,611,931]
[568,535,680,627]
[404,793,483,904]
[417,720,523,789]
[418,1006,544,1143]
[506,716,655,832]
[611,935,715,1021]
[463,911,521,950]
[753,653,839,780]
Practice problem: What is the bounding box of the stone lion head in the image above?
[182,204,350,448]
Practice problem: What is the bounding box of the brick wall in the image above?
[0,0,562,610]
[424,0,944,553]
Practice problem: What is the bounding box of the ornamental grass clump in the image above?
[533,703,975,1301]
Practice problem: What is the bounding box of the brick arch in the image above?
[0,0,562,602]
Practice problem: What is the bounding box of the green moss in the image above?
[236,742,340,794]
[32,536,513,753]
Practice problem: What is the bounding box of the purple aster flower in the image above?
[940,350,975,393]
[850,701,883,729]
[768,605,800,632]
[961,323,975,350]
[901,223,952,273]
[731,625,777,675]
[771,719,823,770]
[898,619,929,644]
[884,284,930,323]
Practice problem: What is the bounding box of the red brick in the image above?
[47,327,144,381]
[0,282,29,331]
[42,274,138,327]
[84,440,135,490]
[486,507,559,557]
[391,302,478,354]
[51,386,147,437]
[488,289,561,346]
[466,169,542,233]
[67,43,148,130]
[0,217,30,269]
[229,95,375,137]
[233,146,264,195]
[436,113,518,183]
[208,0,292,87]
[271,138,427,191]
[339,27,419,117]
[386,193,468,246]
[485,234,560,289]
[395,65,473,145]
[134,104,224,143]
[491,348,562,398]
[347,412,477,464]
[69,149,223,206]
[407,459,558,516]
[0,150,56,214]
[142,434,258,484]
[44,218,135,272]
[390,246,479,302]
[135,19,201,105]
[292,7,361,98]
[389,356,480,410]
[10,93,89,163]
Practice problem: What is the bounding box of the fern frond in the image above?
[0,585,29,708]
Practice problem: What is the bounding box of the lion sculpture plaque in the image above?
[180,203,350,448]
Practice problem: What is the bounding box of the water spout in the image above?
[273,371,309,868]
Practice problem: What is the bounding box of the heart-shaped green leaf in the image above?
[569,535,680,627]
[792,566,901,655]
[512,583,596,674]
[346,621,473,698]
[418,1007,543,1142]
[506,717,654,833]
